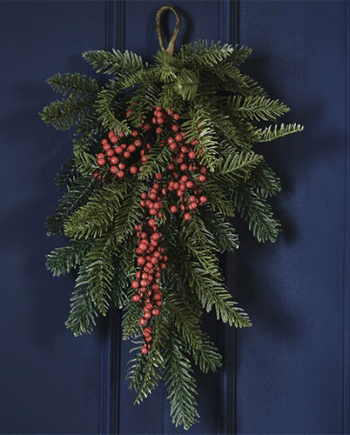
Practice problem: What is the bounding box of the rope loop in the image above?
[155,5,181,56]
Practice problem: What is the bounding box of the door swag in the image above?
[41,5,302,430]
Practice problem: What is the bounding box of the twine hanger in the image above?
[155,5,181,56]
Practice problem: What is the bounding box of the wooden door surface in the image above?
[0,1,349,434]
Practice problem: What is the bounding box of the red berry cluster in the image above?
[94,105,210,355]
[93,129,141,180]
[132,207,167,355]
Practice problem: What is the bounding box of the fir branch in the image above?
[54,157,76,190]
[253,123,304,143]
[181,105,218,171]
[228,95,290,122]
[190,331,222,373]
[200,180,236,217]
[46,176,95,236]
[94,79,131,133]
[46,238,95,276]
[174,69,200,101]
[249,162,282,199]
[122,296,143,340]
[178,40,235,68]
[111,182,145,244]
[75,232,115,316]
[188,263,251,327]
[214,151,264,182]
[64,181,129,240]
[65,285,99,336]
[138,144,173,180]
[111,239,136,310]
[39,96,93,131]
[164,333,199,430]
[199,204,240,253]
[46,73,99,97]
[83,49,146,75]
[227,183,281,242]
[127,312,169,402]
[166,291,203,350]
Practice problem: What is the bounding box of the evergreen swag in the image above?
[41,6,302,430]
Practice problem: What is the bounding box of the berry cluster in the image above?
[94,105,210,354]
[132,210,167,355]
[94,129,141,180]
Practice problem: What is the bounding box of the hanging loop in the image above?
[155,5,181,56]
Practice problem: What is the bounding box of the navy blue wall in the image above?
[0,1,349,434]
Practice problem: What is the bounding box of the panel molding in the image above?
[344,2,350,433]
[217,2,239,434]
[99,2,125,434]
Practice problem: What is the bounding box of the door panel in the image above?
[1,1,349,434]
[0,2,108,433]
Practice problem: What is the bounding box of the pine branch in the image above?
[111,182,145,244]
[137,143,173,180]
[214,151,264,182]
[65,285,99,336]
[46,176,95,235]
[174,69,200,101]
[178,40,235,68]
[166,291,203,350]
[200,180,236,217]
[46,73,99,97]
[199,204,240,253]
[39,95,94,130]
[127,312,169,402]
[164,333,199,430]
[181,105,218,171]
[83,49,146,75]
[227,183,281,242]
[64,181,129,240]
[249,162,282,199]
[46,238,95,276]
[228,95,290,122]
[54,157,76,190]
[190,331,222,373]
[74,232,116,316]
[182,257,251,328]
[253,123,304,143]
[94,79,131,133]
[111,239,136,310]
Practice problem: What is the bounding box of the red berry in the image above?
[141,347,148,355]
[110,156,119,165]
[184,213,191,220]
[131,130,139,137]
[110,166,118,174]
[199,195,207,203]
[128,144,136,153]
[188,151,196,159]
[97,158,106,166]
[137,257,146,266]
[110,136,118,144]
[131,280,139,289]
[124,151,131,159]
[106,149,115,157]
[117,170,125,178]
[198,175,206,182]
[155,173,162,180]
[97,153,105,160]
[115,146,123,154]
[175,134,183,142]
[129,166,138,175]
[173,113,180,121]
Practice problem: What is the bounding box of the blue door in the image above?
[0,1,349,433]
